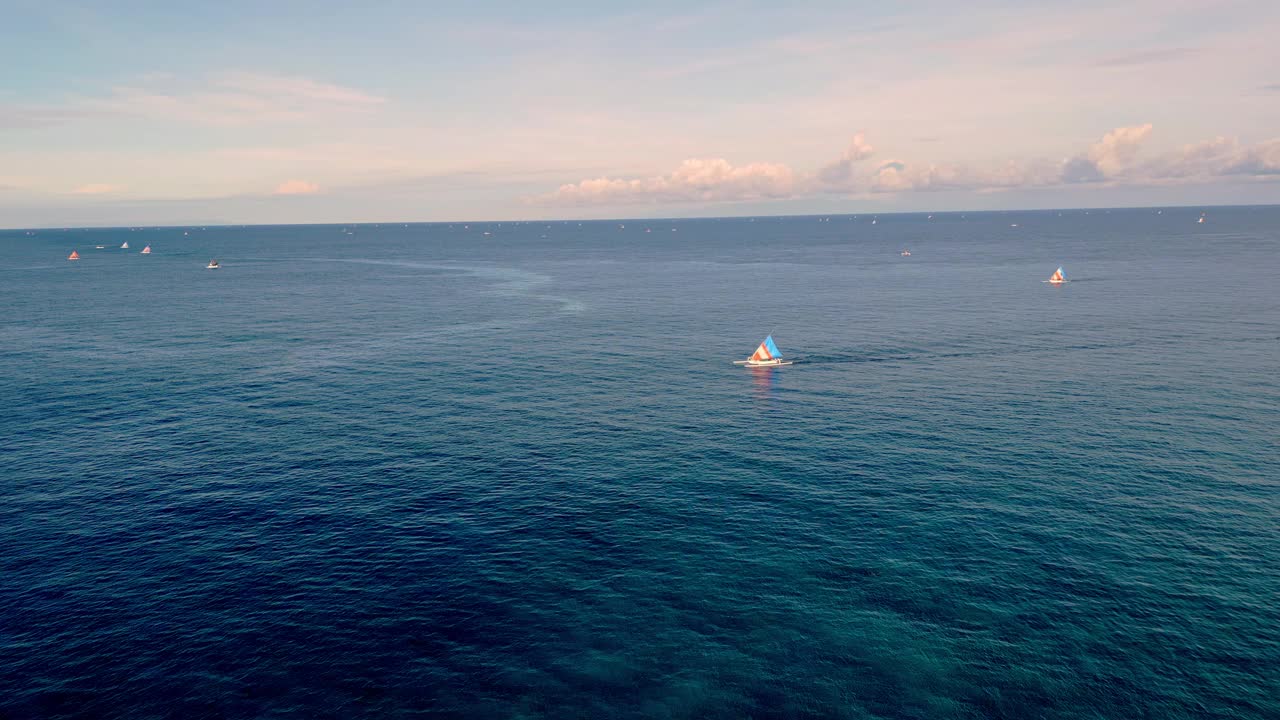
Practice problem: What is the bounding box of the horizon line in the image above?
[1,201,1274,233]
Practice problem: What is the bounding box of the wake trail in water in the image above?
[304,258,585,317]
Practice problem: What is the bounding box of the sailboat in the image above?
[1045,266,1067,284]
[67,250,80,261]
[734,335,793,367]
[141,245,152,254]
[901,249,911,256]
[206,259,220,269]
[1197,216,1205,224]
[121,241,129,249]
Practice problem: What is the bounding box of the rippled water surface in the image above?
[2,209,1278,718]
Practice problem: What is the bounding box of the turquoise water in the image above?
[2,208,1277,718]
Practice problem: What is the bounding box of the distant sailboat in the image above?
[206,259,220,269]
[1197,216,1205,224]
[733,335,793,367]
[901,249,912,256]
[67,250,80,261]
[1045,266,1067,284]
[121,241,129,249]
[141,245,152,254]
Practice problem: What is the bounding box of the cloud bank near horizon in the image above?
[537,126,1280,207]
[273,179,321,195]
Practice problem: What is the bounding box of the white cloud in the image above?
[71,183,123,194]
[212,72,384,107]
[857,157,1062,193]
[1141,136,1280,179]
[542,157,797,205]
[0,104,96,129]
[848,124,1280,192]
[536,124,1280,206]
[1093,47,1201,67]
[816,133,875,184]
[869,161,965,193]
[81,72,385,127]
[273,179,321,195]
[1061,124,1153,182]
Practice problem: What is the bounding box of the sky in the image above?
[2,0,1279,227]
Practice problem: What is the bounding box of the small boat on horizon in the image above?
[206,259,220,269]
[901,249,911,256]
[734,335,793,368]
[95,245,105,249]
[141,245,152,254]
[1197,216,1205,224]
[67,250,80,261]
[121,241,129,249]
[1045,266,1067,284]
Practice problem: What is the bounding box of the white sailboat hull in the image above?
[734,359,793,367]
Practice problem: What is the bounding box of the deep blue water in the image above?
[2,208,1277,719]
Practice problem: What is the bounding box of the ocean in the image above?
[2,207,1277,718]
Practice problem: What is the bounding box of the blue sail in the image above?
[764,335,781,358]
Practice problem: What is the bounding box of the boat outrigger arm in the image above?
[734,335,793,367]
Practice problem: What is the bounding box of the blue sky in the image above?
[2,0,1278,226]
